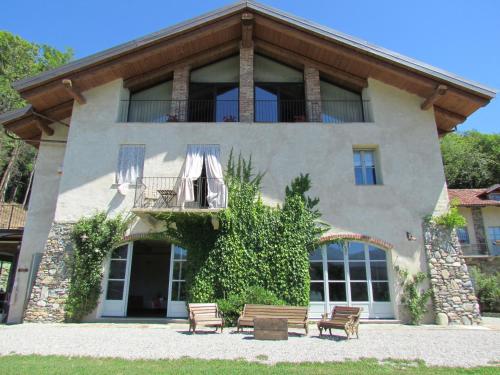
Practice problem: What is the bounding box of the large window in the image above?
[309,242,391,307]
[320,80,365,123]
[254,55,305,122]
[353,149,378,185]
[189,56,239,122]
[127,81,173,122]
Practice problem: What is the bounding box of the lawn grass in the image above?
[0,355,497,375]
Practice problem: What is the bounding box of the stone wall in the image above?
[423,222,481,325]
[239,43,254,122]
[304,66,322,122]
[24,222,74,322]
[171,66,190,121]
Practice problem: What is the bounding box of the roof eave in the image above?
[10,0,497,100]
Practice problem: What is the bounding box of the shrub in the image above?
[396,266,433,325]
[432,199,466,229]
[470,267,500,312]
[65,212,129,322]
[216,286,286,326]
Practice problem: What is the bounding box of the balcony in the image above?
[118,99,371,123]
[461,243,500,257]
[0,204,26,231]
[133,177,227,213]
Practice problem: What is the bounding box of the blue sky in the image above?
[1,0,498,133]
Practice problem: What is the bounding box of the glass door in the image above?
[101,243,133,317]
[167,245,188,318]
[308,241,393,319]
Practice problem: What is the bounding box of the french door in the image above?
[101,243,189,318]
[101,243,133,317]
[167,245,188,318]
[309,241,393,319]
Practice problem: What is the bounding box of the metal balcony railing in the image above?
[119,99,372,123]
[119,100,239,123]
[460,243,499,257]
[133,177,227,210]
[0,204,26,230]
[254,100,371,123]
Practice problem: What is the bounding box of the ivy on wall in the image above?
[65,212,129,322]
[157,152,327,306]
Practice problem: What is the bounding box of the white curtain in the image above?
[117,145,145,194]
[177,145,227,208]
[204,146,227,208]
[177,145,205,205]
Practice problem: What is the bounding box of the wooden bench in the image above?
[188,303,224,334]
[237,304,309,334]
[317,306,362,339]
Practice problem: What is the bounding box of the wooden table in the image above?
[253,317,288,340]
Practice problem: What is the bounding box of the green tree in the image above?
[0,31,73,202]
[440,131,500,188]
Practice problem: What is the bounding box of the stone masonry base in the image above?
[423,222,481,325]
[24,222,74,322]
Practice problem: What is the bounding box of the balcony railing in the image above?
[119,100,239,123]
[254,100,371,123]
[461,243,500,257]
[0,204,26,230]
[119,99,371,123]
[133,177,227,210]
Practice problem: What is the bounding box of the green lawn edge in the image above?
[0,355,498,375]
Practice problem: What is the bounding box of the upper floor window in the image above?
[254,55,305,122]
[456,227,470,244]
[117,145,145,185]
[353,149,378,185]
[126,81,173,122]
[189,56,239,122]
[320,80,365,123]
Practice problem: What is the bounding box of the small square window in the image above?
[353,149,379,185]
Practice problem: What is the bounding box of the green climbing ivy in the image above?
[156,151,327,307]
[396,266,433,325]
[65,212,129,322]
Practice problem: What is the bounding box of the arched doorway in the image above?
[309,241,394,319]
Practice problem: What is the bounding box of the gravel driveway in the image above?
[0,322,499,367]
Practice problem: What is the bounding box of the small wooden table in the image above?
[253,317,288,340]
[157,189,177,207]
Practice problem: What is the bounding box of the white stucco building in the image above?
[0,1,496,325]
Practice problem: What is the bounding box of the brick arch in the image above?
[319,233,394,251]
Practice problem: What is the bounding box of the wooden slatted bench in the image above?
[188,303,224,334]
[317,306,362,339]
[237,304,309,334]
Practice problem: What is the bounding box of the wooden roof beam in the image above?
[434,106,466,126]
[421,84,448,110]
[254,39,367,91]
[241,12,254,48]
[62,79,86,104]
[123,40,240,90]
[34,118,54,136]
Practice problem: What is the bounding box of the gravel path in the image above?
[0,323,499,367]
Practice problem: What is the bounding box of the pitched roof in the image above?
[448,186,500,207]
[12,1,497,97]
[0,0,497,142]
